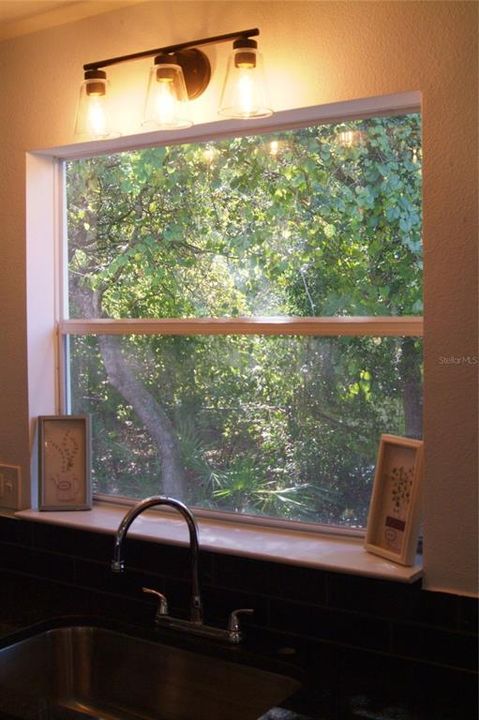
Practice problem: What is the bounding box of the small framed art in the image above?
[364,434,423,566]
[38,415,92,511]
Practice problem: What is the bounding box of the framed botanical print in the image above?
[38,415,92,511]
[364,434,423,566]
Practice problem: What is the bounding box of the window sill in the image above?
[15,502,422,583]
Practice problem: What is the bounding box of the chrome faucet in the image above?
[111,495,253,643]
[112,496,203,623]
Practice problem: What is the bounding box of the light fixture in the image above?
[219,37,272,119]
[143,53,192,129]
[75,70,112,139]
[75,28,272,139]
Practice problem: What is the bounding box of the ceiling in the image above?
[0,0,145,41]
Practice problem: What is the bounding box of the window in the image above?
[61,107,422,530]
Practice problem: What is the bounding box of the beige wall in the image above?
[0,1,477,594]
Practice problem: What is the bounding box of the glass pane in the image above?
[69,334,423,528]
[66,113,422,319]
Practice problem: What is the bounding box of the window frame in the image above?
[31,91,423,536]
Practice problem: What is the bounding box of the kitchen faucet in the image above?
[112,496,203,622]
[111,495,253,643]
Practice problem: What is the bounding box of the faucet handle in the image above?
[142,587,169,620]
[227,608,254,643]
[111,559,125,573]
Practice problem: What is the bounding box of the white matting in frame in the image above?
[364,434,423,566]
[38,415,92,511]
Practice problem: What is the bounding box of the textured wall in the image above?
[0,2,477,594]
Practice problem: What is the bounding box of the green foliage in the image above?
[66,113,423,527]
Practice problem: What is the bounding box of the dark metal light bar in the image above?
[83,28,260,71]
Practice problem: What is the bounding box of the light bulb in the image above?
[236,70,255,117]
[154,79,177,126]
[143,55,192,130]
[85,95,109,138]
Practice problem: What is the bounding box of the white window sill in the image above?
[15,502,423,583]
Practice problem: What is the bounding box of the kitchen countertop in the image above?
[0,571,476,720]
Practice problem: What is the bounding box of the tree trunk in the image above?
[97,335,186,497]
[399,337,423,438]
[71,282,186,497]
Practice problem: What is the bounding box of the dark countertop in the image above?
[0,571,476,720]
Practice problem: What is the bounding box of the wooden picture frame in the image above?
[38,415,92,511]
[364,434,423,566]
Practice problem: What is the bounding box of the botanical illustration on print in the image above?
[44,425,82,504]
[383,465,414,552]
[50,430,80,501]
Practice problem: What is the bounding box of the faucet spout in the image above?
[112,496,203,624]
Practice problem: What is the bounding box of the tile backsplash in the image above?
[0,514,476,673]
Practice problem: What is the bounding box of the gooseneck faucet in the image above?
[111,496,203,623]
[112,495,253,642]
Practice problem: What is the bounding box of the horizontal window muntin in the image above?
[60,317,423,336]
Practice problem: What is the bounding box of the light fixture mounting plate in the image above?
[175,48,211,99]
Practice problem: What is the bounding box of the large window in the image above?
[62,110,422,529]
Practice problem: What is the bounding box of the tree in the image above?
[66,113,422,525]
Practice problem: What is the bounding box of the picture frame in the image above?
[0,464,22,510]
[364,434,423,566]
[38,415,92,511]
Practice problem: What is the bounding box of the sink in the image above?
[0,621,301,720]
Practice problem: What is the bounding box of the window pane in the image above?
[69,334,422,528]
[66,113,422,319]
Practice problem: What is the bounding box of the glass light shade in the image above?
[218,47,272,119]
[143,61,192,130]
[74,76,113,139]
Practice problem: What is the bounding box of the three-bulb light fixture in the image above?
[75,28,272,139]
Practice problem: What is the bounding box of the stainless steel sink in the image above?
[0,623,301,720]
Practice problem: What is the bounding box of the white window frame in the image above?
[27,91,422,536]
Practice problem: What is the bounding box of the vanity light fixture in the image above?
[75,28,272,139]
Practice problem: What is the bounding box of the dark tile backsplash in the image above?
[0,514,476,676]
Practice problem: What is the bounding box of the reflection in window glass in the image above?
[66,114,422,319]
